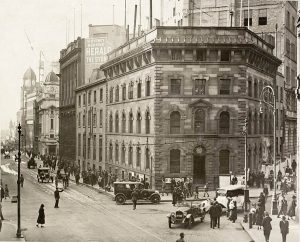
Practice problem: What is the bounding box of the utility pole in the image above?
[242,118,249,212]
[149,0,152,29]
[16,124,23,238]
[124,0,127,28]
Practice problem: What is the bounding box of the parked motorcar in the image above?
[113,181,161,205]
[37,167,53,183]
[216,185,245,209]
[27,157,37,169]
[167,201,207,229]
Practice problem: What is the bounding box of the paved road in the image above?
[1,156,253,242]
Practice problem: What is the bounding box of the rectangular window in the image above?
[93,135,96,160]
[88,110,91,127]
[219,79,231,95]
[122,85,126,100]
[170,79,181,95]
[171,50,182,60]
[209,50,218,61]
[83,115,86,127]
[286,66,290,85]
[292,16,295,33]
[78,133,81,157]
[258,9,267,25]
[196,50,206,61]
[244,9,253,26]
[83,134,86,158]
[78,112,81,127]
[286,38,290,58]
[94,90,97,103]
[87,138,90,159]
[220,50,230,62]
[146,80,150,96]
[286,11,290,29]
[276,109,278,128]
[291,43,296,61]
[93,113,97,127]
[78,95,81,107]
[100,88,103,102]
[99,109,103,127]
[50,119,54,130]
[291,69,296,86]
[173,7,176,17]
[83,93,86,106]
[88,91,91,105]
[99,136,103,162]
[280,87,283,102]
[194,79,206,95]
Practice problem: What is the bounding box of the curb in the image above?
[239,221,255,242]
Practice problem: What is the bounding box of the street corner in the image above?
[1,221,26,242]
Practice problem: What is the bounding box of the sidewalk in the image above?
[0,220,26,242]
[241,215,299,242]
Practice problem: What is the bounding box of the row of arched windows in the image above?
[109,110,151,134]
[109,78,151,104]
[108,142,150,169]
[247,110,272,135]
[169,110,230,134]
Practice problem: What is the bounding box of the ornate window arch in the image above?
[137,81,142,98]
[109,113,113,132]
[115,85,119,102]
[136,145,141,167]
[129,111,134,133]
[248,76,252,97]
[109,142,113,161]
[145,109,151,134]
[115,112,119,133]
[145,147,150,169]
[170,111,181,134]
[128,143,133,165]
[136,111,142,134]
[115,142,119,163]
[122,111,126,133]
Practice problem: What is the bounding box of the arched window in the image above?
[136,112,141,133]
[219,111,230,134]
[194,109,205,133]
[122,84,126,100]
[128,82,134,99]
[219,150,230,174]
[115,143,119,163]
[121,144,126,164]
[109,143,113,161]
[137,82,141,98]
[145,148,150,169]
[248,78,252,97]
[146,79,151,96]
[170,111,181,134]
[170,149,180,173]
[136,146,141,167]
[122,112,126,133]
[109,87,114,103]
[128,145,133,165]
[129,112,133,133]
[115,113,119,133]
[109,113,113,132]
[115,85,119,102]
[145,111,151,134]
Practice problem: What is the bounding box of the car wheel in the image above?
[115,194,126,205]
[168,218,172,228]
[151,195,160,204]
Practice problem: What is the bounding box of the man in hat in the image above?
[131,188,139,210]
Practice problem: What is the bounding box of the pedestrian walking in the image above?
[54,187,63,208]
[230,201,237,223]
[278,195,288,218]
[203,183,209,197]
[131,188,138,210]
[0,203,4,220]
[262,211,272,242]
[75,173,80,185]
[20,174,24,188]
[172,187,178,206]
[256,203,264,230]
[209,201,216,228]
[287,195,297,220]
[194,186,199,199]
[0,186,4,202]
[4,185,9,199]
[176,232,185,242]
[36,204,45,228]
[279,216,289,242]
[215,201,222,228]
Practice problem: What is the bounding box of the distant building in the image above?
[98,26,280,189]
[59,25,126,168]
[17,67,41,153]
[35,71,60,156]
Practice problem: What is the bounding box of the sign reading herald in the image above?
[85,38,112,64]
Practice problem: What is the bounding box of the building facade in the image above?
[76,69,106,172]
[35,71,60,156]
[99,26,280,189]
[161,0,297,175]
[60,25,126,168]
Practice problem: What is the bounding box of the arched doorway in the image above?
[193,146,206,184]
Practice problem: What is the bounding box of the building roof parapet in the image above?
[60,37,82,60]
[105,26,275,64]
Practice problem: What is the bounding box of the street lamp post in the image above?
[16,124,23,238]
[242,118,249,212]
[259,86,278,215]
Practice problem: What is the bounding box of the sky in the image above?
[0,0,161,131]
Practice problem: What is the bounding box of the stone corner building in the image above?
[100,26,281,189]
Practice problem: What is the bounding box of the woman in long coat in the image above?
[230,201,237,223]
[256,203,264,229]
[36,204,45,227]
[287,195,297,220]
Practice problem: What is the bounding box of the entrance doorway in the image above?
[193,155,206,184]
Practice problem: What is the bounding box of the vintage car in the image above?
[37,167,54,183]
[113,181,161,205]
[216,185,245,209]
[167,201,207,229]
[27,157,37,169]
